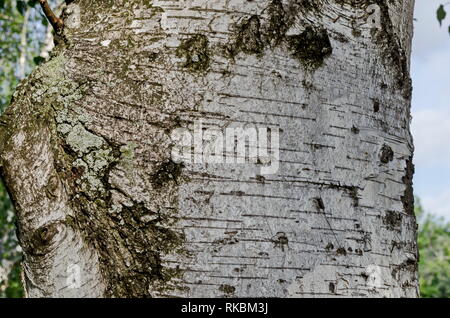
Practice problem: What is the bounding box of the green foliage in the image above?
[416,200,450,298]
[437,4,447,26]
[0,0,48,112]
[0,180,23,297]
[436,3,450,35]
[4,261,23,297]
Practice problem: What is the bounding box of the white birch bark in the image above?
[0,0,418,298]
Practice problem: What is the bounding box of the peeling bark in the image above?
[0,0,418,298]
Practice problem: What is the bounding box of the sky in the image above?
[411,0,450,219]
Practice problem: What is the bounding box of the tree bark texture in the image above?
[0,0,418,298]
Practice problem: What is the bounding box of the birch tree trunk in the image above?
[0,0,418,298]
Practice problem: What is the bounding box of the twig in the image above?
[38,0,64,34]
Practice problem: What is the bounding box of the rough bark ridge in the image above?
[0,0,418,297]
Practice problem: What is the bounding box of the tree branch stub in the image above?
[38,0,64,35]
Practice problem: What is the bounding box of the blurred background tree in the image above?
[416,200,450,298]
[0,0,449,298]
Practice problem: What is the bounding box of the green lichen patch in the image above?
[176,34,210,72]
[73,159,104,194]
[66,124,105,156]
[28,55,116,199]
[120,142,137,162]
[14,63,113,203]
[68,143,117,198]
[287,26,333,69]
[47,79,115,199]
[87,148,114,172]
[33,54,66,87]
[262,0,288,47]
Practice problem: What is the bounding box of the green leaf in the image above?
[16,0,27,15]
[33,56,46,65]
[41,15,48,26]
[437,4,447,27]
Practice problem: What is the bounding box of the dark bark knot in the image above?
[313,197,325,210]
[373,99,380,113]
[272,232,289,251]
[391,258,418,280]
[219,284,236,295]
[336,247,347,256]
[383,210,402,230]
[329,282,336,293]
[351,126,360,134]
[401,158,415,215]
[45,174,60,198]
[28,222,60,256]
[380,144,394,164]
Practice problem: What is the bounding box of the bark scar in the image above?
[38,0,64,34]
